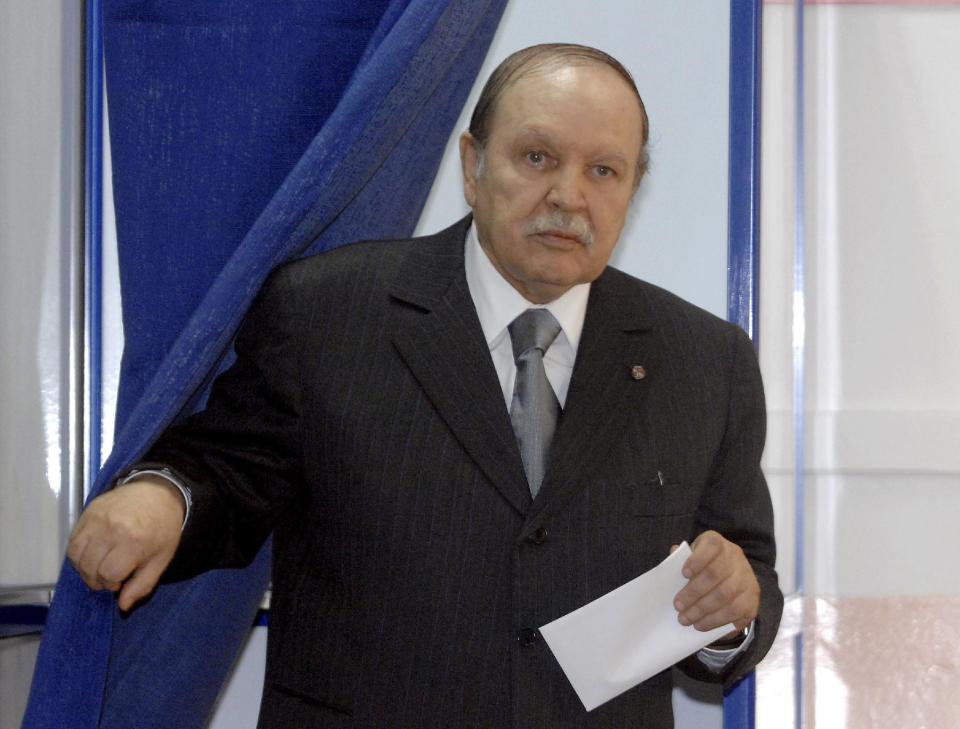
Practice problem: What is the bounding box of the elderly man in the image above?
[69,44,781,728]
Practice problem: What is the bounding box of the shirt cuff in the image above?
[118,467,192,531]
[697,621,755,672]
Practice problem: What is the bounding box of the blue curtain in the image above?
[25,1,506,726]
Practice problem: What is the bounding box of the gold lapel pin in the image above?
[630,365,647,380]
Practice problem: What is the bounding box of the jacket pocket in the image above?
[630,471,700,516]
[260,680,354,728]
[270,681,353,716]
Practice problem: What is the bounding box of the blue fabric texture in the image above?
[24,1,506,726]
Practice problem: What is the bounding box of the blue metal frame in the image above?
[724,0,763,727]
[85,0,104,498]
[724,672,756,729]
[726,0,763,344]
[0,605,48,639]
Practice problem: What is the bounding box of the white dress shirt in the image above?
[464,223,590,412]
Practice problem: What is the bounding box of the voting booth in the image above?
[4,1,959,728]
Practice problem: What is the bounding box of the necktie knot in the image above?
[508,308,562,363]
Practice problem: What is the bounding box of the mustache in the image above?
[522,212,595,246]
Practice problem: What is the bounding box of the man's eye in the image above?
[526,150,546,165]
[594,165,614,178]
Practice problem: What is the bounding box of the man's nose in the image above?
[545,168,587,211]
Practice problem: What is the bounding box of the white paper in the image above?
[539,541,735,711]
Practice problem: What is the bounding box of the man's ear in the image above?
[459,132,479,208]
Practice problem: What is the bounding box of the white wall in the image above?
[761,1,960,602]
[801,3,960,598]
[757,4,960,727]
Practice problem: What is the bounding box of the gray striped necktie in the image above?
[508,308,562,498]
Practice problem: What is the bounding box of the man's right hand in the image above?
[66,477,185,611]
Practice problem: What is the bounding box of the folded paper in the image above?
[539,541,735,711]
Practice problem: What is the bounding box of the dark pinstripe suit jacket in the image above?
[151,216,781,728]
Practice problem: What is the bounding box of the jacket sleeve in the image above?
[678,325,784,687]
[139,264,309,581]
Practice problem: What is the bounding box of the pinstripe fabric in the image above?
[145,216,781,728]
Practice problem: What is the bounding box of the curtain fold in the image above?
[24,1,507,726]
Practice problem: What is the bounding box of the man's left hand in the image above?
[672,530,760,637]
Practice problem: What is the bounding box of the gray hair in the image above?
[468,43,650,184]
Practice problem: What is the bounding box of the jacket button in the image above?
[518,628,540,647]
[528,527,548,545]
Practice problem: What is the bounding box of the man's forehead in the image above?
[500,59,617,97]
[495,61,643,124]
[488,65,644,150]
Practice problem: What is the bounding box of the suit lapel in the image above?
[529,271,655,525]
[389,219,531,516]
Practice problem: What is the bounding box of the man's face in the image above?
[460,62,645,304]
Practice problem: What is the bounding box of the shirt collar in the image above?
[464,222,590,353]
